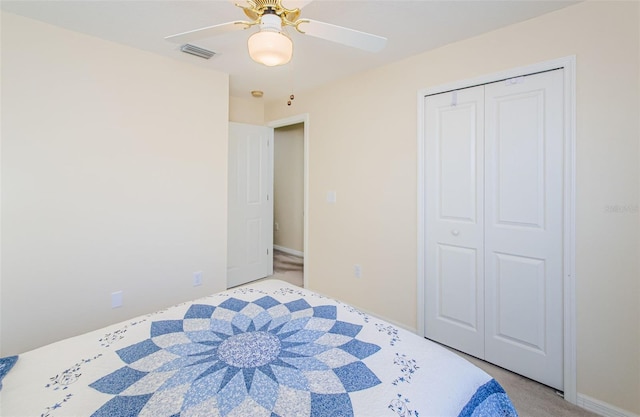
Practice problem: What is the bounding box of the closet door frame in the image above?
[416,56,576,404]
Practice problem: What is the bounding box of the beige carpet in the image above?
[273,249,304,273]
[452,349,599,417]
[260,249,303,287]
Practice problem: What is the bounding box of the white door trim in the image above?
[416,56,576,404]
[268,114,310,289]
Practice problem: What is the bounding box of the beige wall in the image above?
[229,96,264,125]
[1,12,230,355]
[274,123,305,253]
[265,1,640,414]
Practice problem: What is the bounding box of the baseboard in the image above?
[577,393,639,417]
[273,245,304,258]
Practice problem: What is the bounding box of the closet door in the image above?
[425,86,485,358]
[424,69,564,390]
[484,69,564,390]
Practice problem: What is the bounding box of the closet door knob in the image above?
[451,230,460,236]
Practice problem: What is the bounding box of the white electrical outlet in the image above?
[193,271,203,287]
[354,264,362,279]
[111,291,123,308]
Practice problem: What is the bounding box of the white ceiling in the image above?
[1,0,578,100]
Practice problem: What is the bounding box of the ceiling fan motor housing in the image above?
[243,0,301,24]
[260,12,283,31]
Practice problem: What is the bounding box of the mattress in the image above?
[0,279,518,416]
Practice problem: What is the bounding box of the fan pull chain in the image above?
[287,54,296,106]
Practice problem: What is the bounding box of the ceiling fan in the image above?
[165,0,387,67]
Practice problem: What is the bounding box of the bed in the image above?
[1,279,518,416]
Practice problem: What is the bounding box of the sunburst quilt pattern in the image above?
[89,295,381,417]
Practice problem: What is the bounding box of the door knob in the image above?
[451,230,460,236]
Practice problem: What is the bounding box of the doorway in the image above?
[269,115,309,288]
[272,123,304,286]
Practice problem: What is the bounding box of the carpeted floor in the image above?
[263,249,303,287]
[273,249,303,272]
[453,349,599,417]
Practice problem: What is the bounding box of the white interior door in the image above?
[424,69,564,390]
[425,86,485,358]
[483,70,564,390]
[227,122,273,288]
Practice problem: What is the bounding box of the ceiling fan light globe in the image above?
[248,29,293,66]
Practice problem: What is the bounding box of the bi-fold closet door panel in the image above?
[425,85,486,358]
[484,71,564,390]
[425,69,564,391]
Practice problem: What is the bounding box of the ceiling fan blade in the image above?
[165,21,247,44]
[297,19,387,53]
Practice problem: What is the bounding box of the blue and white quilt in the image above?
[1,280,518,416]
